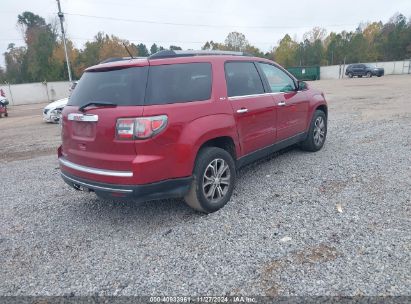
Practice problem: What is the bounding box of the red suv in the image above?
[59,50,327,213]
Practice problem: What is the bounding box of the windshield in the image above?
[68,67,148,106]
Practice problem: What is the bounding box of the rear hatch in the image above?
[61,62,148,175]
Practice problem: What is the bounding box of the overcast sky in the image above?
[1,0,411,67]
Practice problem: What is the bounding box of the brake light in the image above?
[135,118,152,138]
[116,115,168,140]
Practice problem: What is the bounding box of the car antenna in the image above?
[123,43,135,59]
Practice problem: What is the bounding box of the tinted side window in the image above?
[146,63,212,105]
[258,63,296,93]
[68,67,148,106]
[225,62,264,97]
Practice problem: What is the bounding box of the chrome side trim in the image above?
[61,172,133,193]
[59,158,133,177]
[68,113,99,122]
[228,92,282,101]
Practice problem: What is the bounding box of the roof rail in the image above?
[99,57,132,64]
[99,56,147,64]
[149,50,251,59]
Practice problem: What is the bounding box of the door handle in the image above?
[278,101,286,106]
[237,108,248,114]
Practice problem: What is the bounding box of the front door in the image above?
[257,62,309,142]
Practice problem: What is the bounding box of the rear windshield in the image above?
[68,63,212,107]
[68,67,148,106]
[146,63,211,105]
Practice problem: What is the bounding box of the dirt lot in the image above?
[0,102,60,163]
[0,75,410,296]
[310,75,411,121]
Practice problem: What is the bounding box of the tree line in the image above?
[1,11,410,84]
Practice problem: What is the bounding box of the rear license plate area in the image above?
[72,121,96,138]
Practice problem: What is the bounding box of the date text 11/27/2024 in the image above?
[149,296,257,303]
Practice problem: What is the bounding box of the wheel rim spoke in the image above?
[203,179,213,187]
[205,184,217,199]
[220,176,230,185]
[210,160,218,176]
[204,174,213,181]
[216,185,223,198]
[319,121,325,129]
[217,162,228,178]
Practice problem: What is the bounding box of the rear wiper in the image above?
[78,102,117,112]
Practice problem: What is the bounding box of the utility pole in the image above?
[342,56,346,79]
[299,44,302,66]
[56,0,72,82]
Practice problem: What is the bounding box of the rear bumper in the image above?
[59,157,133,177]
[61,170,192,202]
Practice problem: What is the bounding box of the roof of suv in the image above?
[86,50,270,72]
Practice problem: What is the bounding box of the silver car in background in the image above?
[43,81,77,123]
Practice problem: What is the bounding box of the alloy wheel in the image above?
[202,158,231,203]
[313,116,326,146]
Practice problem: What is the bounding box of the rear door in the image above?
[358,64,366,76]
[61,65,148,171]
[257,62,309,141]
[225,61,277,156]
[353,64,361,76]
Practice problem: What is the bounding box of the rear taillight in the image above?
[116,115,168,140]
[116,118,135,140]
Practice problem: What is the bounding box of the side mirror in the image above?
[297,81,307,91]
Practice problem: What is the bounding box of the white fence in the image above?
[0,81,71,106]
[320,60,411,80]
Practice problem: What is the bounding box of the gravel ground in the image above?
[0,75,410,296]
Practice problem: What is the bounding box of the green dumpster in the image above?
[286,66,320,81]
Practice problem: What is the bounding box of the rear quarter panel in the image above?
[140,100,237,181]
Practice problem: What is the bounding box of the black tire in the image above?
[184,147,236,213]
[366,72,372,78]
[348,72,353,78]
[358,75,363,78]
[300,110,327,152]
[4,112,8,117]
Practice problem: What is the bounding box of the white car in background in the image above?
[43,97,68,123]
[43,81,77,123]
